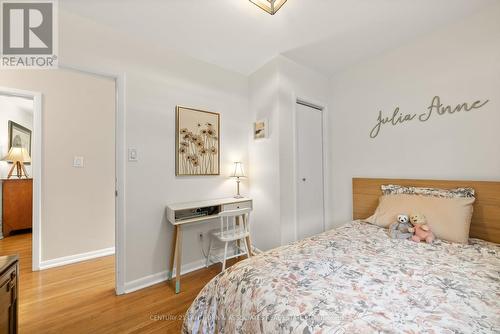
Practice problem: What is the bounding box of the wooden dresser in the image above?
[0,255,18,334]
[2,179,33,237]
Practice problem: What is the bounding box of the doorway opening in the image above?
[0,67,123,297]
[0,88,41,274]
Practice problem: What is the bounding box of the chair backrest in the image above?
[218,208,251,237]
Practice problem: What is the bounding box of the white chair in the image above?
[206,208,252,271]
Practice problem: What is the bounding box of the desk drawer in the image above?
[222,201,252,211]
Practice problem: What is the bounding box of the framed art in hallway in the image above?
[8,120,32,163]
[176,106,220,176]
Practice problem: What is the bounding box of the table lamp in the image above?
[3,146,31,178]
[231,162,245,198]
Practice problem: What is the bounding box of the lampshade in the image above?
[3,146,31,163]
[249,0,288,15]
[231,162,245,178]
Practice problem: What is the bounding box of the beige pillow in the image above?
[365,194,475,243]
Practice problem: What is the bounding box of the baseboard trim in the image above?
[124,258,209,294]
[124,246,265,294]
[39,247,115,270]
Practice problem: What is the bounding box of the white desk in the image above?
[166,197,253,293]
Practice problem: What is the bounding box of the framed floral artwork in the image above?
[176,106,220,176]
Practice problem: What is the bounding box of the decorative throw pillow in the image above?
[365,194,475,244]
[381,184,475,198]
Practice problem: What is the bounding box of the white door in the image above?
[296,102,325,240]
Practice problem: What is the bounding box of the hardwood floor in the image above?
[0,233,235,333]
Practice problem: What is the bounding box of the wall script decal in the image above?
[369,96,490,138]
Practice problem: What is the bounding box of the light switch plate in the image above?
[128,148,138,162]
[73,156,84,168]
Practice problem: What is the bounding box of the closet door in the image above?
[296,102,325,240]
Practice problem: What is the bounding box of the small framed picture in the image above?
[8,120,32,156]
[254,119,267,139]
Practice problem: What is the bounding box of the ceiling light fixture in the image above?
[250,0,288,15]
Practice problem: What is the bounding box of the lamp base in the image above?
[7,161,29,179]
[234,178,244,199]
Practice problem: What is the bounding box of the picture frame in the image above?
[8,120,32,164]
[254,119,267,139]
[175,106,220,176]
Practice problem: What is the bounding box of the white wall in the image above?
[248,58,281,251]
[328,3,500,226]
[0,70,116,261]
[57,9,251,287]
[249,56,330,250]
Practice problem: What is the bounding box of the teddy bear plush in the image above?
[408,213,435,243]
[388,214,413,240]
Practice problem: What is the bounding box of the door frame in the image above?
[0,86,43,272]
[292,95,329,242]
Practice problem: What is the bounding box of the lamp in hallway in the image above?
[3,146,31,178]
[231,162,246,198]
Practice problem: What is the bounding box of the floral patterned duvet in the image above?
[183,221,500,333]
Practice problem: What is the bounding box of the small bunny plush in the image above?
[388,214,413,240]
[408,213,435,244]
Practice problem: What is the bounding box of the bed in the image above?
[183,178,500,333]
